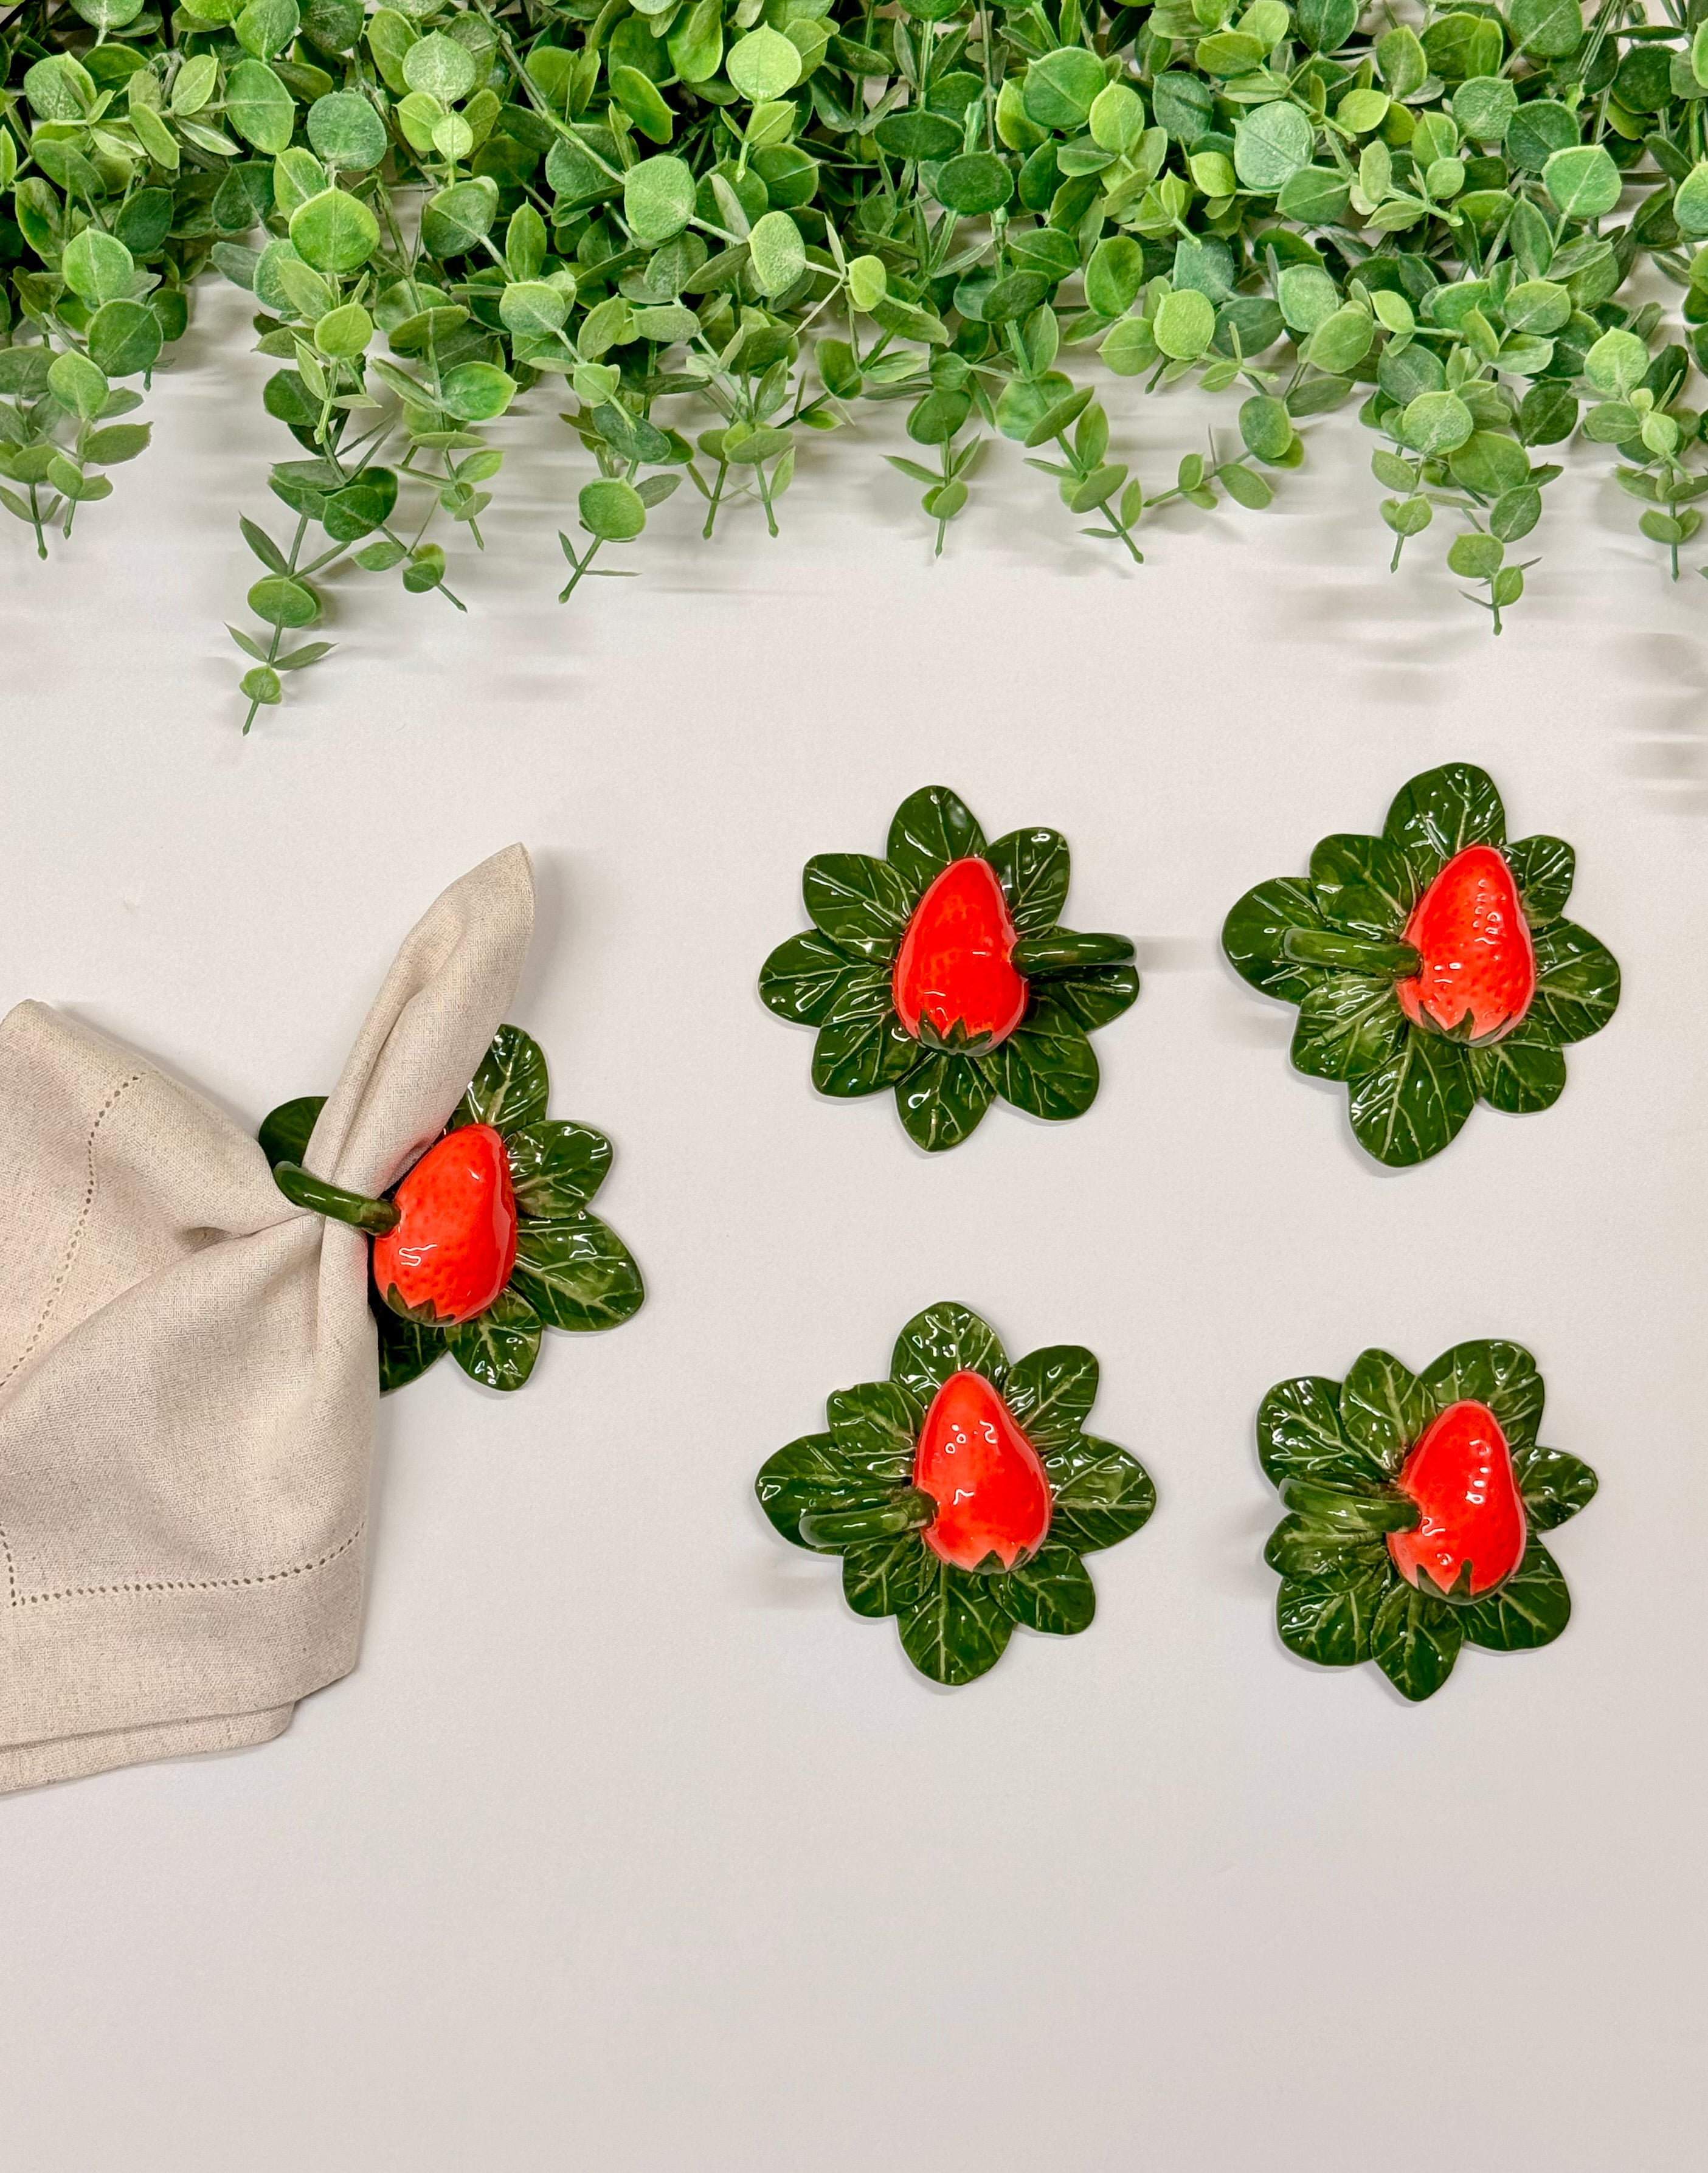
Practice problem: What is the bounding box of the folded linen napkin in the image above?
[0,846,534,1794]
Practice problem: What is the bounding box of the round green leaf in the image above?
[499,279,569,339]
[1233,100,1313,193]
[47,349,110,420]
[1542,142,1620,219]
[579,476,647,540]
[225,59,297,154]
[290,187,381,274]
[403,30,477,102]
[510,1210,645,1332]
[247,574,321,627]
[727,25,801,100]
[934,151,1014,216]
[874,109,961,161]
[61,228,135,306]
[624,153,695,245]
[420,178,498,258]
[439,361,516,421]
[307,89,388,171]
[87,299,162,378]
[314,300,373,357]
[1153,286,1215,360]
[1399,389,1475,456]
[1023,46,1105,130]
[747,208,806,296]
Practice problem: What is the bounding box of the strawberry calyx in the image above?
[1387,1398,1527,1601]
[893,857,1029,1051]
[1395,843,1535,1045]
[913,1369,1052,1572]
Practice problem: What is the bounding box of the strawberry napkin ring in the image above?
[755,1302,1155,1685]
[262,1024,643,1392]
[1260,1342,1596,1702]
[760,786,1138,1152]
[1223,763,1620,1166]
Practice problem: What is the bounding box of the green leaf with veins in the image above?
[454,1024,550,1133]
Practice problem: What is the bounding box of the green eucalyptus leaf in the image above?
[452,1023,549,1131]
[226,60,297,154]
[510,1210,645,1332]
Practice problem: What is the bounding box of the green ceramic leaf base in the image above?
[755,1301,1156,1685]
[1223,763,1620,1166]
[259,1024,644,1395]
[1259,1341,1595,1702]
[761,786,1139,1152]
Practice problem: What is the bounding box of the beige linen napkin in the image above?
[0,846,534,1794]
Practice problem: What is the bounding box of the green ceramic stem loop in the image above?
[1281,927,1422,977]
[1010,931,1137,974]
[1282,1476,1420,1534]
[272,1160,400,1236]
[799,1487,937,1548]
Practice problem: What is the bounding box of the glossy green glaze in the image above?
[258,1023,643,1395]
[759,787,1139,1152]
[1223,764,1620,1166]
[755,1301,1155,1686]
[1258,1340,1596,1702]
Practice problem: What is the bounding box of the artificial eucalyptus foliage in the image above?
[10,0,1708,720]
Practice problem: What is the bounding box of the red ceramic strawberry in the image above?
[1395,843,1535,1043]
[370,1123,518,1325]
[261,1023,644,1394]
[913,1368,1052,1571]
[893,858,1028,1048]
[761,786,1139,1152]
[1387,1398,1527,1598]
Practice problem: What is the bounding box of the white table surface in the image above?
[2,282,1703,2168]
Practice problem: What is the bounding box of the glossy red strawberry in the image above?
[1395,843,1535,1043]
[373,1123,519,1326]
[1388,1399,1527,1598]
[913,1369,1051,1572]
[893,857,1029,1048]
